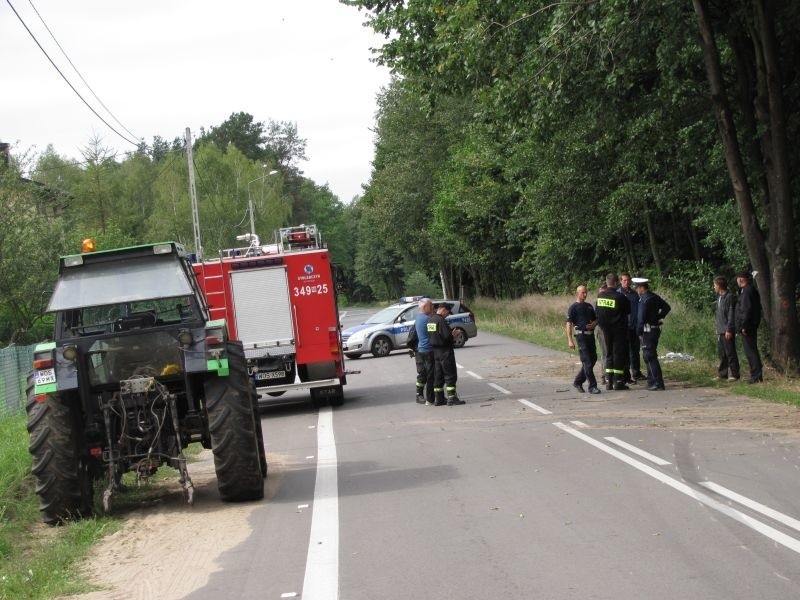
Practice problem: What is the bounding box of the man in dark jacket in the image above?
[618,272,643,382]
[566,284,601,394]
[595,273,631,391]
[713,276,740,381]
[428,302,464,405]
[735,270,763,383]
[636,279,671,391]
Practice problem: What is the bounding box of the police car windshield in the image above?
[365,305,408,324]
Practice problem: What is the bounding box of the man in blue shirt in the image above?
[410,298,435,404]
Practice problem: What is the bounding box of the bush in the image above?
[662,259,716,312]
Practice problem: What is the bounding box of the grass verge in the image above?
[472,294,800,408]
[0,412,203,600]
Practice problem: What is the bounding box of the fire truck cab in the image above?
[192,225,345,407]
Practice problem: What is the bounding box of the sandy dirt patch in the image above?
[61,450,283,600]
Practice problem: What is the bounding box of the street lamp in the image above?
[246,169,279,238]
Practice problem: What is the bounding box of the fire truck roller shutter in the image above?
[230,267,295,350]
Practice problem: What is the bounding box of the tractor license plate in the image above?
[255,370,285,381]
[35,368,56,385]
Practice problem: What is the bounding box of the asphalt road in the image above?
[186,309,800,600]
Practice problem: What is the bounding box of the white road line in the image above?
[518,399,552,415]
[700,481,800,533]
[302,407,339,600]
[553,422,800,555]
[604,436,672,466]
[570,420,589,429]
[488,382,512,395]
[466,370,484,380]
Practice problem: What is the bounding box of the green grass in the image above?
[472,294,800,408]
[0,412,117,600]
[0,413,204,600]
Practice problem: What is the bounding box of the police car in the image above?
[341,297,478,358]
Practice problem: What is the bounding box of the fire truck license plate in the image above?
[255,371,285,381]
[35,368,56,385]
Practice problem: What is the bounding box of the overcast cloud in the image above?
[1,0,390,201]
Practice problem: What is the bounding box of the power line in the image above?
[6,0,140,148]
[24,0,141,143]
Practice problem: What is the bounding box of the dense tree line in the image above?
[343,0,800,371]
[0,113,355,345]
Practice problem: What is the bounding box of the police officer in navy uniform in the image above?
[428,302,465,406]
[566,285,601,394]
[595,273,631,390]
[635,278,671,391]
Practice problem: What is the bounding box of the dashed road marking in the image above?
[554,422,800,555]
[488,382,512,395]
[518,399,552,415]
[700,481,800,533]
[604,436,671,466]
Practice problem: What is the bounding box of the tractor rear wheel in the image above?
[205,342,265,502]
[26,375,93,525]
[250,383,268,478]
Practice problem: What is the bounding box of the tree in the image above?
[692,0,799,371]
[0,162,70,344]
[202,112,266,162]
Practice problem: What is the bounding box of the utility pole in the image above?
[185,127,202,260]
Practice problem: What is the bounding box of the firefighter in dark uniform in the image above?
[635,278,671,391]
[566,285,601,394]
[428,302,465,406]
[595,273,631,390]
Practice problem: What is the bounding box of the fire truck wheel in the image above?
[370,336,392,357]
[205,342,265,502]
[26,375,94,525]
[329,385,344,407]
[451,328,468,348]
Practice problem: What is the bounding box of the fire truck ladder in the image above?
[197,260,228,322]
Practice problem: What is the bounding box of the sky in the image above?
[1,0,391,202]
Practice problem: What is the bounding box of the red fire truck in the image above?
[192,224,345,406]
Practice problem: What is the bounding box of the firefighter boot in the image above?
[606,374,614,391]
[446,386,465,406]
[434,390,447,406]
[614,375,630,391]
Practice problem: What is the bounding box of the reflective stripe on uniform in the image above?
[426,323,437,332]
[597,298,616,308]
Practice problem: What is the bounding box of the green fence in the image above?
[1,344,34,416]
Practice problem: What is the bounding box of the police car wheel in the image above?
[345,353,361,359]
[452,328,467,348]
[370,336,392,357]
